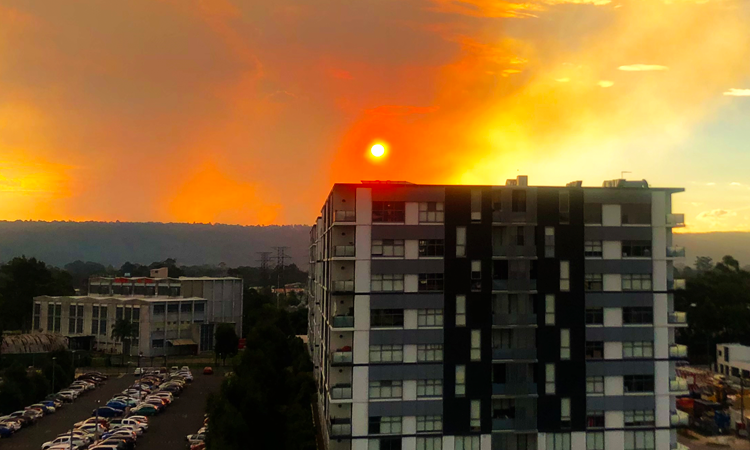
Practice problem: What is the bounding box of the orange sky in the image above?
[1,0,749,231]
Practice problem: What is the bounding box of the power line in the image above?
[256,251,273,288]
[272,246,291,308]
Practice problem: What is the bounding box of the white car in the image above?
[76,423,106,435]
[0,420,21,432]
[111,424,143,436]
[58,430,94,444]
[118,417,148,431]
[186,433,206,445]
[42,436,87,450]
[128,415,149,425]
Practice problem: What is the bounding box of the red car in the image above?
[203,366,213,375]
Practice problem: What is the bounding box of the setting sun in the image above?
[370,144,385,157]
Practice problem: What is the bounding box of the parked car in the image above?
[186,433,206,445]
[74,417,109,429]
[0,419,21,432]
[110,418,148,432]
[3,414,31,428]
[203,366,213,375]
[77,423,107,435]
[130,404,158,416]
[42,436,87,450]
[92,406,123,418]
[190,443,206,450]
[29,403,55,414]
[0,426,13,438]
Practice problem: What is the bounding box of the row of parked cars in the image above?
[0,371,108,439]
[39,366,194,450]
[185,414,208,449]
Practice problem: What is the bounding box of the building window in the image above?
[515,226,525,246]
[560,329,570,360]
[372,274,405,292]
[545,227,555,257]
[545,295,555,325]
[587,411,605,428]
[369,380,403,399]
[623,341,654,358]
[584,204,602,224]
[373,239,405,257]
[99,306,108,336]
[545,363,555,395]
[152,339,164,348]
[417,415,443,433]
[624,410,655,427]
[419,202,444,223]
[624,430,655,450]
[560,398,571,427]
[370,345,403,363]
[455,365,466,396]
[471,260,481,291]
[622,240,652,258]
[585,341,604,360]
[419,274,444,292]
[587,376,604,394]
[470,400,481,431]
[372,201,406,223]
[622,274,652,291]
[584,274,603,291]
[587,432,604,450]
[51,304,62,333]
[153,303,166,315]
[584,241,603,257]
[456,227,467,257]
[456,295,466,326]
[419,240,444,257]
[624,375,655,393]
[511,190,526,213]
[585,308,603,325]
[369,438,402,450]
[621,204,651,225]
[623,307,653,324]
[417,437,442,450]
[559,191,570,223]
[455,436,480,450]
[471,189,482,221]
[417,380,443,398]
[471,330,481,361]
[418,309,444,327]
[560,261,570,291]
[33,303,41,331]
[116,305,124,319]
[69,304,84,334]
[417,344,444,362]
[369,416,402,435]
[545,433,571,450]
[371,309,404,327]
[194,302,205,313]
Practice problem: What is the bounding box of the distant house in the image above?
[716,343,750,378]
[272,282,306,295]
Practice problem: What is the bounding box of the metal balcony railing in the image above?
[666,214,685,228]
[333,245,355,257]
[331,280,354,292]
[492,348,537,361]
[668,312,687,325]
[670,377,689,393]
[330,384,353,400]
[331,351,353,365]
[332,315,354,328]
[492,313,537,327]
[667,246,686,258]
[669,344,688,359]
[491,417,536,431]
[670,410,689,427]
[492,383,538,396]
[492,280,537,291]
[334,210,356,222]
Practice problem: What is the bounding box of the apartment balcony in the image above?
[666,246,686,258]
[492,313,538,328]
[334,210,356,223]
[669,344,688,359]
[492,246,537,258]
[668,279,686,290]
[331,280,354,293]
[666,214,685,228]
[331,350,353,366]
[332,315,354,329]
[670,377,689,395]
[670,410,689,427]
[668,312,688,327]
[329,420,352,438]
[491,418,537,432]
[333,245,355,258]
[492,382,538,397]
[492,280,537,292]
[330,383,353,401]
[492,348,537,361]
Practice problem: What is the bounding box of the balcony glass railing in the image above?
[330,384,353,399]
[670,377,689,393]
[670,410,689,427]
[666,214,685,227]
[491,417,536,431]
[331,280,354,292]
[329,422,352,437]
[492,313,537,327]
[669,344,688,359]
[492,383,538,396]
[492,280,537,291]
[492,348,537,361]
[332,315,354,328]
[333,245,355,257]
[668,312,687,325]
[334,210,356,222]
[667,246,686,258]
[331,351,353,365]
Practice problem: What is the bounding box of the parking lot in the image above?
[2,369,223,450]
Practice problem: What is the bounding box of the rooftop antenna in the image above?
[621,171,631,179]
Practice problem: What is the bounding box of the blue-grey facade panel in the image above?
[585,259,653,274]
[584,227,653,241]
[370,293,444,310]
[585,327,654,341]
[587,395,655,411]
[368,400,443,417]
[371,259,444,274]
[369,364,444,381]
[370,329,444,345]
[583,190,652,204]
[586,361,655,376]
[585,293,653,308]
[371,225,445,240]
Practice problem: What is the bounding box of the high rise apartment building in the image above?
[308,177,689,450]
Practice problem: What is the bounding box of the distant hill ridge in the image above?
[0,221,747,270]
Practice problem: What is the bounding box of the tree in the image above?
[111,319,137,365]
[695,256,714,272]
[215,324,239,366]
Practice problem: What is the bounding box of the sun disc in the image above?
[371,144,385,157]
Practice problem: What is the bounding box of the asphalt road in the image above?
[2,371,222,450]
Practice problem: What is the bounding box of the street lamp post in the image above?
[51,356,57,392]
[95,400,100,441]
